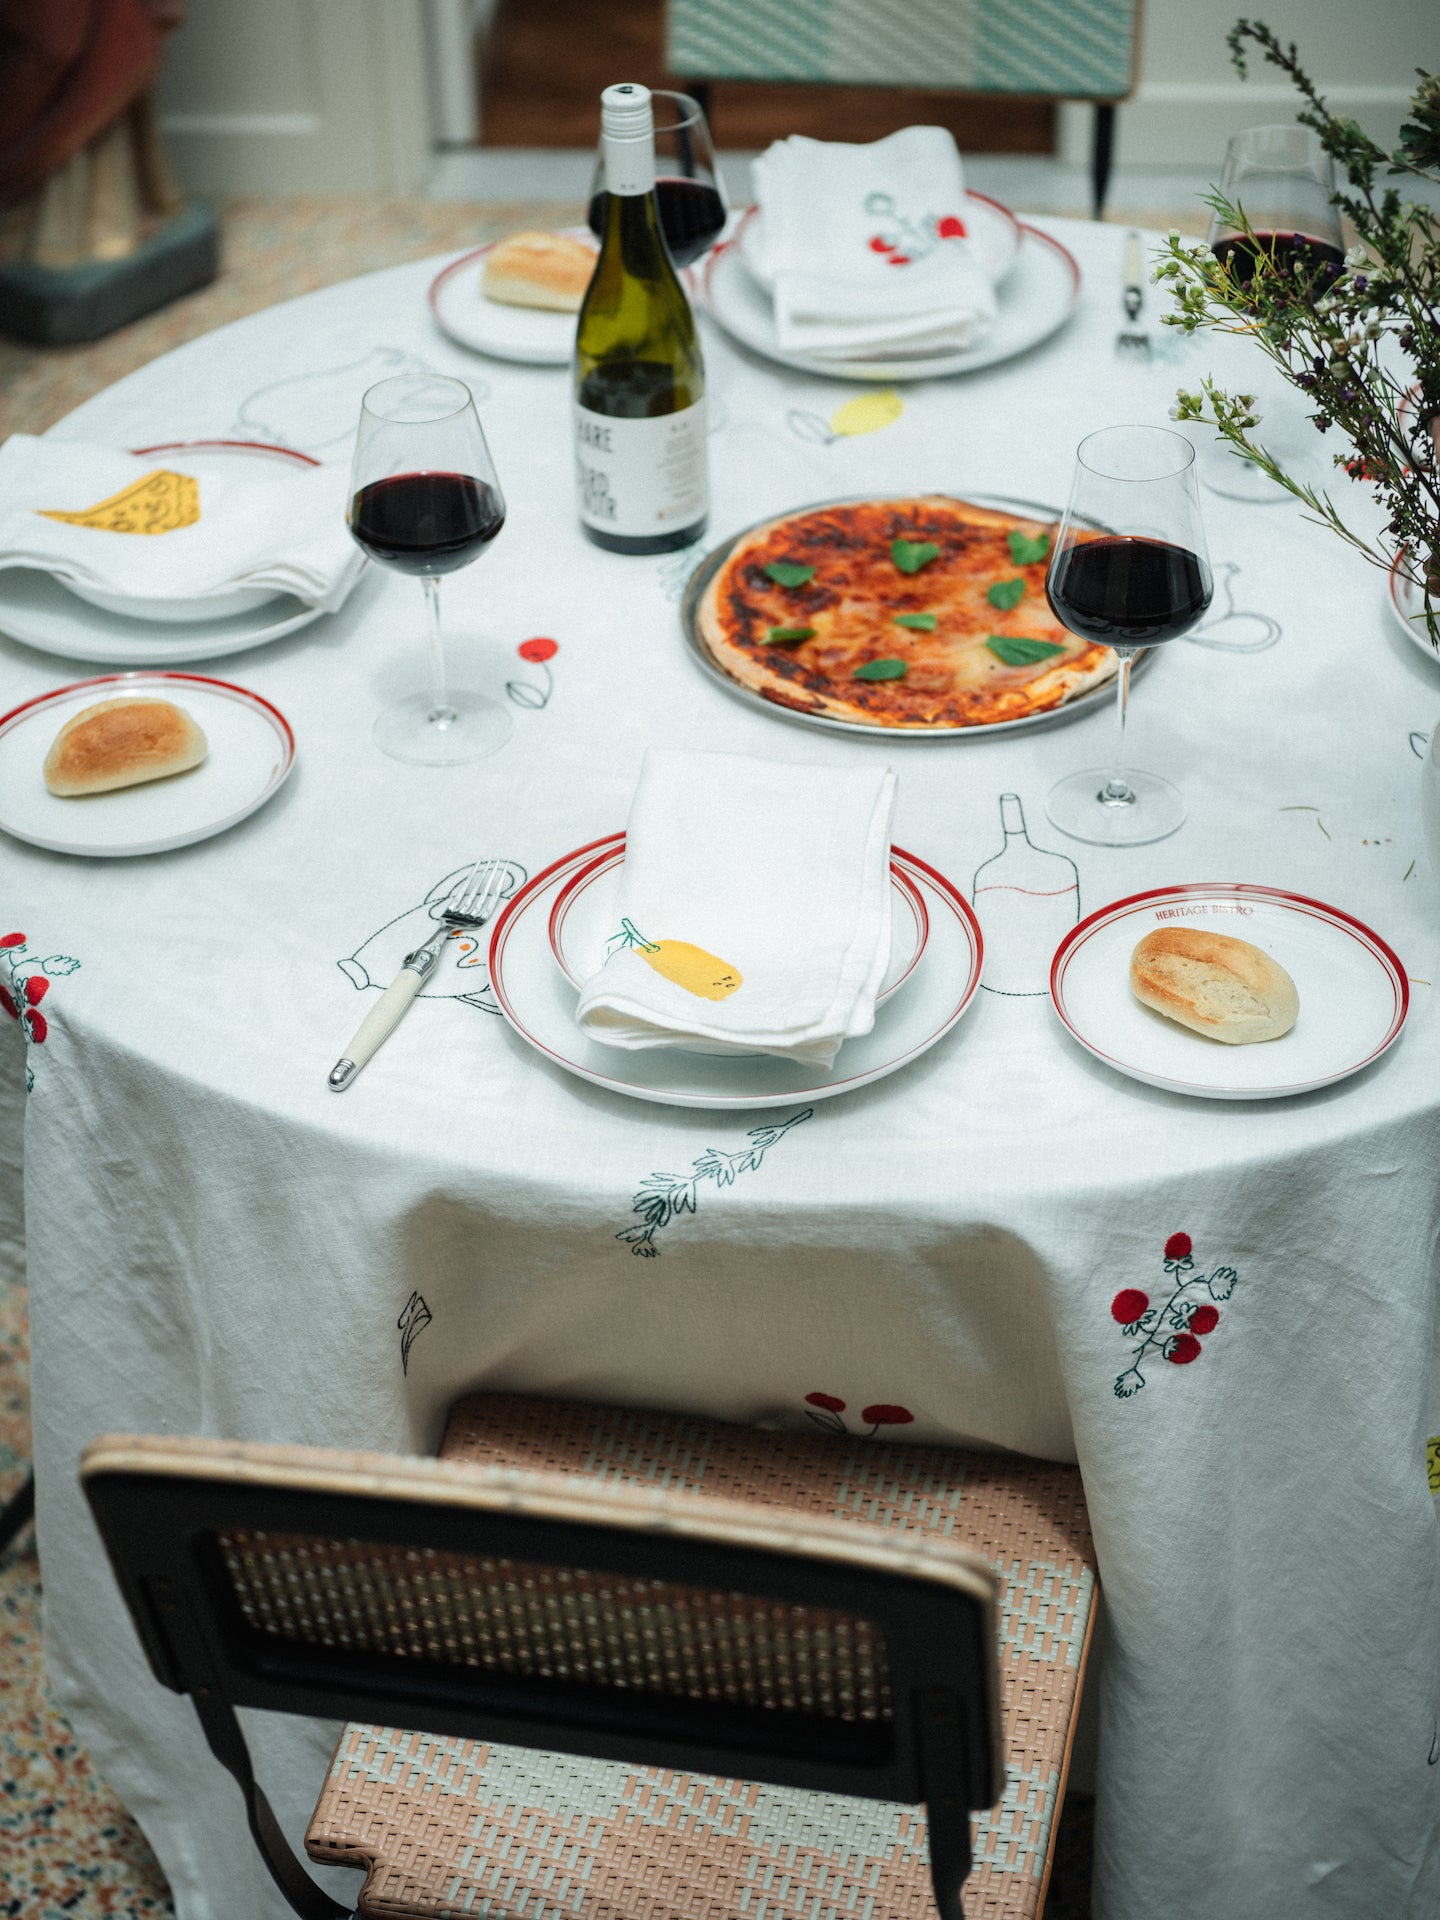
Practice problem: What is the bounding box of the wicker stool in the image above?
[306,1395,1096,1920]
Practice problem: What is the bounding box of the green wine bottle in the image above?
[574,82,708,555]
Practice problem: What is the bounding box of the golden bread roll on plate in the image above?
[44,697,208,797]
[1130,926,1298,1044]
[482,230,595,312]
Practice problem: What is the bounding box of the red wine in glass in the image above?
[1046,535,1213,646]
[350,472,505,577]
[1211,229,1344,286]
[588,176,728,269]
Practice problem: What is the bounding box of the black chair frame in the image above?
[85,1458,1002,1920]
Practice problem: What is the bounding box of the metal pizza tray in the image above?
[679,492,1153,740]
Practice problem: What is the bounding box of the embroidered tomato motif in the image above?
[1190,1304,1219,1336]
[936,215,968,239]
[25,1010,47,1045]
[862,1404,914,1427]
[1166,1333,1202,1365]
[1112,1234,1240,1399]
[518,637,558,662]
[0,933,23,949]
[1165,1231,1193,1262]
[24,976,47,1006]
[805,1392,846,1413]
[0,987,15,1020]
[1112,1288,1149,1324]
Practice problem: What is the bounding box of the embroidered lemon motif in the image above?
[38,469,199,535]
[829,388,903,438]
[608,918,743,1001]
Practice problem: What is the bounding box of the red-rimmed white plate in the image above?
[489,838,982,1110]
[546,831,929,1008]
[1387,552,1436,664]
[0,671,295,857]
[429,229,596,366]
[1050,883,1408,1100]
[0,440,330,665]
[698,214,1080,383]
[737,190,1023,293]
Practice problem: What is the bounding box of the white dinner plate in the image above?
[546,832,929,1008]
[1387,554,1437,664]
[1050,883,1408,1100]
[0,671,296,857]
[698,215,1081,383]
[489,837,983,1109]
[737,189,1022,293]
[0,440,330,665]
[428,230,596,366]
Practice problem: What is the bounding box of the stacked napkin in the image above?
[577,750,896,1068]
[0,436,364,612]
[752,127,997,361]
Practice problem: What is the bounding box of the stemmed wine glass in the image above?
[587,89,729,268]
[1196,125,1345,503]
[1045,426,1213,847]
[348,374,510,766]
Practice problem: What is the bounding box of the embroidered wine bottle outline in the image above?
[606,918,743,1001]
[970,794,1080,996]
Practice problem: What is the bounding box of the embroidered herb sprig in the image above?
[767,625,815,644]
[893,612,937,630]
[986,578,1026,610]
[765,561,817,588]
[618,1108,813,1256]
[1008,530,1051,566]
[1113,1231,1239,1398]
[891,538,940,573]
[986,635,1065,667]
[855,657,907,680]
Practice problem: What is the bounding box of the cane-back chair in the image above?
[83,1392,1097,1920]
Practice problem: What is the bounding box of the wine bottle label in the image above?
[574,400,708,538]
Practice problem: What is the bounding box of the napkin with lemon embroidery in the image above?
[577,749,895,1067]
[0,435,363,611]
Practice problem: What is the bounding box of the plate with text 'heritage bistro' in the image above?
[0,671,295,858]
[1050,883,1409,1100]
[488,836,982,1110]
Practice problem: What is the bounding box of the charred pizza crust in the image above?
[696,495,1115,729]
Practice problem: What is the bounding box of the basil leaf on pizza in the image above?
[764,561,817,588]
[696,497,1113,730]
[986,635,1066,667]
[986,578,1025,611]
[891,538,940,574]
[1007,529,1051,566]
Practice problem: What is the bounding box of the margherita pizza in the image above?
[695,495,1115,729]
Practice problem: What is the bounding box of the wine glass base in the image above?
[1045,767,1185,846]
[373,691,512,766]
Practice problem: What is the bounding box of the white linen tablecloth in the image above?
[3,218,1440,1920]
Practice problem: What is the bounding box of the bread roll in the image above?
[44,698,207,797]
[1130,926,1298,1044]
[482,230,595,312]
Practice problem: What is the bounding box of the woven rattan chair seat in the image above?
[306,1395,1096,1920]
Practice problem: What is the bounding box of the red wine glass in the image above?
[587,89,728,269]
[1045,426,1213,847]
[348,374,510,766]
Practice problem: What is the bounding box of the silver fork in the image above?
[328,859,509,1090]
[1115,229,1151,362]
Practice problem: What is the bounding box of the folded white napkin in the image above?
[576,749,896,1068]
[0,436,364,612]
[752,127,997,361]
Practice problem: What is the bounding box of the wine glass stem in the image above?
[422,576,455,728]
[1103,647,1138,807]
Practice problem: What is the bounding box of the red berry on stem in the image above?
[25,1010,47,1044]
[869,235,894,254]
[1190,1304,1219,1336]
[936,215,968,239]
[24,976,47,1006]
[805,1392,845,1413]
[862,1404,914,1427]
[1165,1232,1193,1262]
[518,637,558,663]
[1112,1288,1149,1324]
[1166,1333,1201,1365]
[0,933,24,949]
[0,988,15,1020]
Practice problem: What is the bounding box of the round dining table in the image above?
[4,215,1440,1920]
